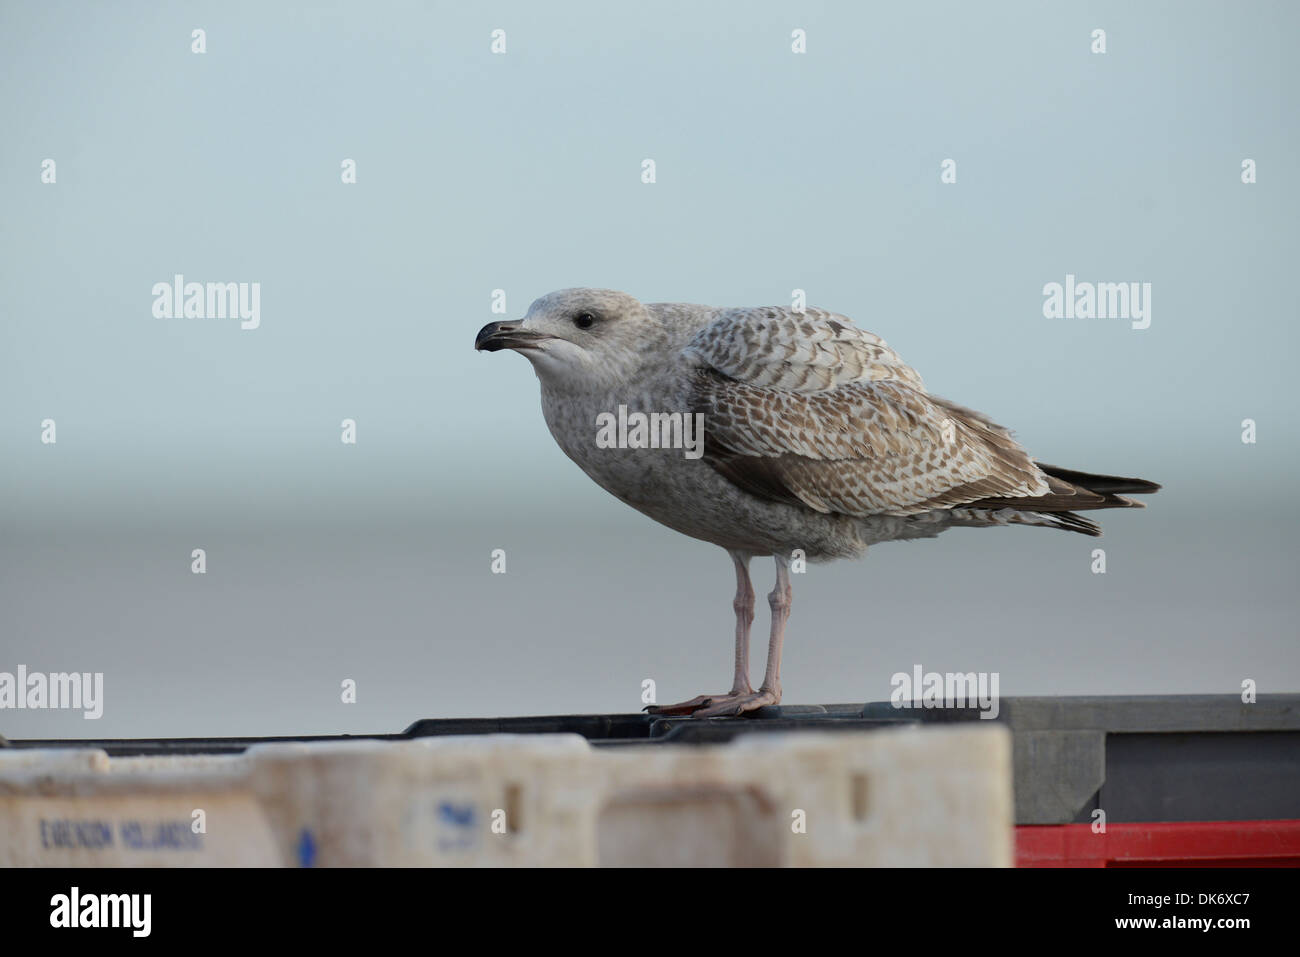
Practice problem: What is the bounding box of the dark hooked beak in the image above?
[474,321,551,353]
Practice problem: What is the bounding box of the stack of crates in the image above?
[0,725,1013,867]
[6,694,1294,866]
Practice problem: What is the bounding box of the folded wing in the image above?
[683,307,1060,517]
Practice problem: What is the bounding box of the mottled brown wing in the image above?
[683,306,928,393]
[683,308,1056,517]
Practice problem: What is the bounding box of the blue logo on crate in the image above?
[297,828,317,868]
[435,801,478,852]
[438,802,476,828]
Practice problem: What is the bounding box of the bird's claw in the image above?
[644,694,730,717]
[646,689,778,718]
[691,689,779,718]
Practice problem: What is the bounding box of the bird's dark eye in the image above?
[573,312,596,330]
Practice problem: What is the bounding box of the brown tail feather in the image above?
[967,463,1160,514]
[1049,511,1103,536]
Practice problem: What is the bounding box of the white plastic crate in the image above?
[0,724,1012,867]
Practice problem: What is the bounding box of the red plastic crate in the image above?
[1016,820,1300,867]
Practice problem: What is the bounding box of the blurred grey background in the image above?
[1,1,1296,738]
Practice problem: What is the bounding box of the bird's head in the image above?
[474,288,662,390]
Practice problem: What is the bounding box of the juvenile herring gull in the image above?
[475,289,1159,717]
